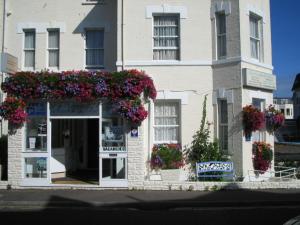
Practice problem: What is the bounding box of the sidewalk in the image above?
[1,189,300,210]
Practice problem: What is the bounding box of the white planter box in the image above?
[160,169,181,181]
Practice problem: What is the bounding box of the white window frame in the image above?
[152,15,180,61]
[23,29,36,71]
[47,29,60,70]
[153,100,181,144]
[85,29,105,69]
[249,13,263,61]
[215,11,227,60]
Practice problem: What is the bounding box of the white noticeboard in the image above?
[0,53,18,74]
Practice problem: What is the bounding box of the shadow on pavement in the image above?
[1,184,300,225]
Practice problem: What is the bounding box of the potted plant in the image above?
[150,144,184,181]
[242,105,265,141]
[253,142,273,174]
[265,105,285,133]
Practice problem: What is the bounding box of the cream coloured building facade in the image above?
[1,0,276,188]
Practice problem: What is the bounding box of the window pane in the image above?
[24,157,47,178]
[25,31,35,49]
[86,30,104,48]
[216,13,226,34]
[153,16,179,60]
[49,50,59,67]
[220,100,228,124]
[217,35,226,58]
[26,117,47,151]
[48,30,59,48]
[250,17,259,38]
[154,102,180,143]
[25,51,35,67]
[153,50,178,60]
[102,158,126,179]
[86,49,104,66]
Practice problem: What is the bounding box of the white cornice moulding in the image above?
[116,60,211,67]
[17,22,66,33]
[146,4,188,19]
[116,58,273,70]
[157,90,189,105]
[211,1,232,19]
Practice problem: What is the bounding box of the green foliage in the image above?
[184,95,226,170]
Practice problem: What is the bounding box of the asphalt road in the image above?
[0,189,300,225]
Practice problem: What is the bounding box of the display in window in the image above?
[25,157,47,178]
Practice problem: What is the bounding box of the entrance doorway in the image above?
[51,119,99,185]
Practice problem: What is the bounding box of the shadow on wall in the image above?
[0,135,7,181]
[1,186,300,224]
[73,1,118,71]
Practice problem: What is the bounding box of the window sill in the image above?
[82,1,105,5]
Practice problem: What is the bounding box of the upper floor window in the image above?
[216,12,227,59]
[48,30,60,68]
[24,30,36,69]
[154,101,180,143]
[153,15,180,60]
[250,14,263,60]
[85,30,104,68]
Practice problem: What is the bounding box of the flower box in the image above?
[160,169,181,181]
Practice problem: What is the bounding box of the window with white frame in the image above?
[249,14,263,60]
[85,30,104,68]
[154,101,180,143]
[216,11,227,59]
[153,15,180,60]
[48,29,60,68]
[218,99,228,154]
[24,30,36,69]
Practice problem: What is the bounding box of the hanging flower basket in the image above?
[0,70,157,132]
[242,105,265,139]
[252,142,273,174]
[265,105,285,133]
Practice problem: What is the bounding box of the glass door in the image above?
[99,104,128,187]
[21,102,50,186]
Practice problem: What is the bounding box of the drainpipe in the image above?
[1,0,6,136]
[121,0,124,71]
[2,0,6,53]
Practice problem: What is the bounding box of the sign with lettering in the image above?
[243,69,276,91]
[27,102,47,116]
[50,102,99,117]
[102,147,126,152]
[0,53,18,74]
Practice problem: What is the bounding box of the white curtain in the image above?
[24,31,35,67]
[154,102,179,143]
[153,16,179,60]
[86,30,104,66]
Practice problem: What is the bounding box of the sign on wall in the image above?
[243,69,276,91]
[0,53,18,74]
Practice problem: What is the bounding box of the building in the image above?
[292,73,300,120]
[274,97,294,120]
[1,0,276,189]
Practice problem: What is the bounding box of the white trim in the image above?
[156,90,189,105]
[146,4,188,19]
[211,1,232,19]
[17,22,66,33]
[116,58,273,70]
[246,4,265,22]
[116,60,211,67]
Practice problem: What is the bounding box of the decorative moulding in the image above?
[146,4,188,19]
[246,4,265,22]
[156,90,189,105]
[17,22,66,33]
[211,1,232,19]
